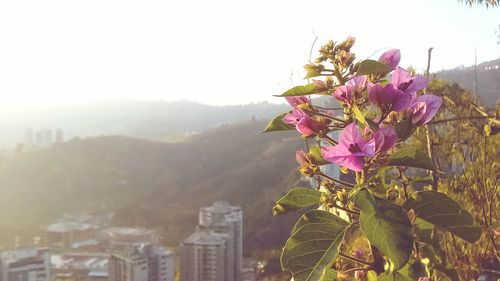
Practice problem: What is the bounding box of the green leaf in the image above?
[354,189,413,270]
[434,264,459,281]
[384,147,437,171]
[319,266,337,281]
[403,190,482,243]
[356,59,393,76]
[352,105,368,127]
[420,244,442,265]
[378,272,412,281]
[309,145,330,166]
[273,188,321,216]
[276,83,324,97]
[408,260,429,279]
[394,119,414,140]
[366,118,380,132]
[281,210,349,281]
[305,70,322,79]
[263,112,295,133]
[414,218,433,244]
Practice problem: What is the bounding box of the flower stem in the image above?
[317,171,355,188]
[340,266,374,275]
[333,204,360,215]
[428,115,495,125]
[315,112,347,124]
[321,134,338,145]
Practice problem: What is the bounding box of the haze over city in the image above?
[0,0,499,113]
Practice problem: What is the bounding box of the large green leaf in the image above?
[281,210,349,281]
[384,147,437,171]
[354,189,413,270]
[276,83,324,97]
[356,59,393,76]
[273,188,321,216]
[414,218,433,244]
[263,112,295,133]
[403,190,482,243]
[319,265,337,281]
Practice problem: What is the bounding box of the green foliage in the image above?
[276,83,325,97]
[384,147,437,171]
[308,145,330,166]
[404,190,482,243]
[356,59,393,76]
[354,189,413,270]
[273,188,321,216]
[263,112,295,132]
[281,210,349,281]
[394,119,414,140]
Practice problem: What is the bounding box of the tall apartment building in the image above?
[179,230,226,281]
[55,129,64,143]
[108,244,174,281]
[24,128,34,147]
[180,201,243,281]
[0,247,51,281]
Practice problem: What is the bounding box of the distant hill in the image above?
[0,120,304,255]
[434,58,500,107]
[0,100,289,149]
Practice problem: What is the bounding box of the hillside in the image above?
[0,120,303,255]
[0,100,289,149]
[434,58,500,107]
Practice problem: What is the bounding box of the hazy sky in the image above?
[0,0,498,112]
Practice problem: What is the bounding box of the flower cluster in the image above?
[282,46,442,172]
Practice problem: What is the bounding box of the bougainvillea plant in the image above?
[264,37,482,281]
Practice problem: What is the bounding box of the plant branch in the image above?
[428,115,495,125]
[317,171,355,188]
[340,266,374,275]
[315,112,347,124]
[338,253,373,266]
[333,203,360,215]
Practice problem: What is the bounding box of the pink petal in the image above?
[404,75,427,94]
[378,49,401,68]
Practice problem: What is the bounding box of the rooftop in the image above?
[182,230,226,246]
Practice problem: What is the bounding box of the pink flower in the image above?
[295,151,310,165]
[379,49,401,68]
[368,83,411,112]
[373,126,397,153]
[283,108,307,125]
[407,94,442,125]
[321,123,375,172]
[296,115,327,137]
[285,96,310,107]
[391,67,427,95]
[283,110,327,137]
[333,76,367,106]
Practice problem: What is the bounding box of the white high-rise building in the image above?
[0,247,51,281]
[108,244,174,281]
[179,230,227,281]
[180,201,243,281]
[24,128,34,147]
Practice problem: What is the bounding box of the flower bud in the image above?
[378,49,401,68]
[299,165,317,177]
[338,36,356,51]
[320,180,336,192]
